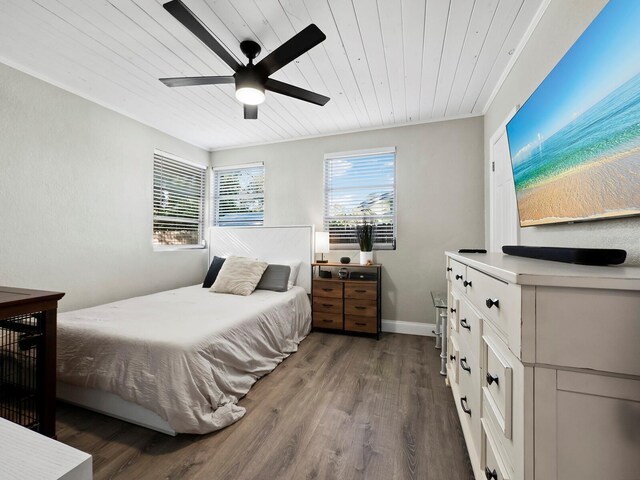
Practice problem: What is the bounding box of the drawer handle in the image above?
[460,396,471,415]
[463,280,472,287]
[460,318,471,331]
[355,322,367,326]
[355,306,366,310]
[484,467,498,480]
[486,373,499,386]
[322,319,333,323]
[322,288,334,292]
[354,289,367,293]
[449,354,456,361]
[450,307,456,314]
[460,357,471,372]
[446,267,452,272]
[485,298,500,309]
[455,274,463,280]
[322,303,334,307]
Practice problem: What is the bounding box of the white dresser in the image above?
[444,252,640,480]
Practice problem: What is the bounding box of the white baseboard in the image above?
[381,320,437,337]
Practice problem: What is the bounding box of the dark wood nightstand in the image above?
[311,263,382,339]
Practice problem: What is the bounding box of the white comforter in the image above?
[57,285,311,434]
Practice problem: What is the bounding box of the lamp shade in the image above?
[315,232,330,254]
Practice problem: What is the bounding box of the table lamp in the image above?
[315,232,330,263]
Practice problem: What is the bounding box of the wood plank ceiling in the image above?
[0,0,544,150]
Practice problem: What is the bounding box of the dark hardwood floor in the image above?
[56,332,474,480]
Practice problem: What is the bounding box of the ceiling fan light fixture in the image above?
[235,86,265,105]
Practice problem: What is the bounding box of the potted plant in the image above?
[356,221,375,265]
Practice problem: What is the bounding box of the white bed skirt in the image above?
[57,382,176,436]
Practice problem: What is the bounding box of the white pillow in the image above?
[210,256,268,296]
[286,261,301,290]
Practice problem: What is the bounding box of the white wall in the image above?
[0,62,210,311]
[212,117,485,325]
[484,0,640,265]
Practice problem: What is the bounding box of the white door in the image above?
[490,111,520,252]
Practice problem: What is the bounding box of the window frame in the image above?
[212,162,265,228]
[152,149,208,251]
[323,147,397,251]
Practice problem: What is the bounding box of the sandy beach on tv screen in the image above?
[517,151,640,226]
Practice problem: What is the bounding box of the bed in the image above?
[57,225,314,435]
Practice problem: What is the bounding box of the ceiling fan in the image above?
[159,0,330,120]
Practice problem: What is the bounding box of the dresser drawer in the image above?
[344,282,377,300]
[457,353,481,463]
[313,312,343,330]
[449,287,461,332]
[457,296,481,358]
[344,299,377,317]
[447,334,460,385]
[481,419,512,480]
[449,259,467,291]
[313,297,343,314]
[345,315,376,333]
[482,330,514,439]
[465,267,520,338]
[312,280,343,298]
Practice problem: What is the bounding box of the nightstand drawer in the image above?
[344,282,377,300]
[345,315,376,333]
[313,312,343,330]
[313,281,343,298]
[313,297,343,314]
[344,299,377,317]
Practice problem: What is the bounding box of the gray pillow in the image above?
[256,264,292,292]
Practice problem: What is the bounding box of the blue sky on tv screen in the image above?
[506,0,640,161]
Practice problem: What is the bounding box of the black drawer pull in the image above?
[460,318,471,331]
[446,267,452,272]
[450,307,456,314]
[455,274,463,280]
[355,306,366,310]
[485,467,498,480]
[486,373,499,386]
[460,357,471,372]
[460,396,471,415]
[322,319,333,323]
[463,280,472,287]
[322,303,334,307]
[322,288,334,292]
[354,289,367,293]
[485,298,500,309]
[355,322,367,326]
[449,354,456,361]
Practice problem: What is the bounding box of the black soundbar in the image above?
[502,245,626,266]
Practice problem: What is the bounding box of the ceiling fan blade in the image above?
[163,0,241,72]
[265,79,330,106]
[159,76,235,87]
[244,104,258,120]
[256,24,326,77]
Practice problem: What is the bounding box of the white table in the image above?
[0,418,92,480]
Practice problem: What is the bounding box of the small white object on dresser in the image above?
[0,418,92,480]
[444,251,640,480]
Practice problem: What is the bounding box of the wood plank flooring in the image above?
[56,333,474,480]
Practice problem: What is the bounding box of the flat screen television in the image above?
[505,0,640,227]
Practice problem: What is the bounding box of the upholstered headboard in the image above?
[208,226,315,293]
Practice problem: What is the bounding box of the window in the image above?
[153,150,206,248]
[324,147,396,250]
[213,163,265,227]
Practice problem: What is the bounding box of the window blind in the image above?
[324,148,396,249]
[153,152,206,247]
[213,164,264,227]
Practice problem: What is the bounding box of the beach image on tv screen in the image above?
[506,0,640,227]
